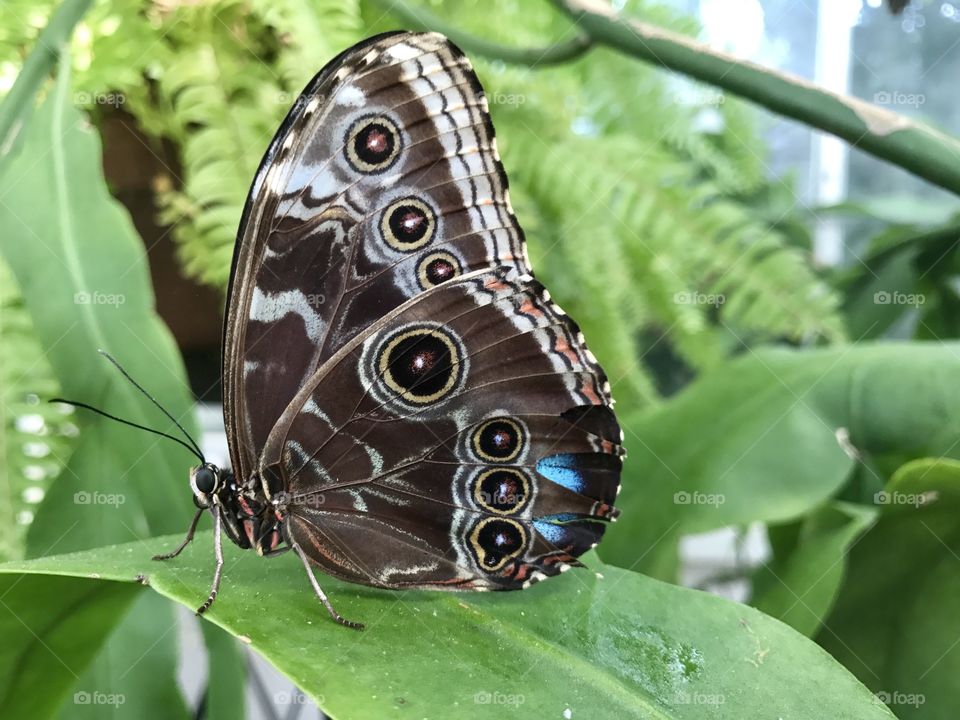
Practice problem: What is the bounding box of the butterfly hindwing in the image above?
[223,32,529,482]
[259,270,622,590]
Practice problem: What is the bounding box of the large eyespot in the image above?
[471,417,526,463]
[380,197,436,251]
[417,251,462,289]
[377,325,464,405]
[345,114,402,173]
[472,468,530,515]
[468,517,528,572]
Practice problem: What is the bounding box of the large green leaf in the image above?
[751,502,877,637]
[818,458,960,719]
[603,343,960,580]
[0,53,197,553]
[0,54,200,718]
[0,571,139,718]
[61,593,189,720]
[0,533,895,720]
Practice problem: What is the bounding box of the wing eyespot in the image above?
[345,114,402,173]
[380,197,436,251]
[470,467,531,516]
[376,325,464,405]
[468,517,528,572]
[470,416,526,463]
[416,251,462,289]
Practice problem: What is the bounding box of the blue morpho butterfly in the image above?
[61,31,623,629]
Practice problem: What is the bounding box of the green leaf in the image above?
[602,342,960,579]
[60,593,189,720]
[752,502,877,636]
[0,54,197,552]
[0,0,91,158]
[0,53,199,718]
[0,533,895,720]
[200,623,246,720]
[0,572,139,718]
[817,458,960,718]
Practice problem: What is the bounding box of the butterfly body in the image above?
[156,31,623,627]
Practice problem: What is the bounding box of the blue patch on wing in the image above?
[533,519,567,544]
[535,453,585,493]
[533,514,589,544]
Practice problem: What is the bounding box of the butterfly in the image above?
[153,30,624,629]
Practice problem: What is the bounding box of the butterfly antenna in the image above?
[49,398,204,463]
[49,349,205,463]
[95,349,206,461]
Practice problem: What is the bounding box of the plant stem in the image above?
[0,0,92,160]
[373,0,592,66]
[550,0,960,197]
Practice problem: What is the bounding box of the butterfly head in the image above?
[190,463,222,507]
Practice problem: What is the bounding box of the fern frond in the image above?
[0,259,76,561]
[498,127,846,405]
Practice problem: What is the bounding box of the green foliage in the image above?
[0,535,896,720]
[0,55,228,720]
[366,0,846,407]
[752,501,877,637]
[0,0,845,411]
[0,260,76,561]
[0,570,139,718]
[818,458,960,719]
[1,1,958,718]
[602,341,960,581]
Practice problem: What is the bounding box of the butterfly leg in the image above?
[196,505,225,615]
[291,539,364,630]
[152,508,203,561]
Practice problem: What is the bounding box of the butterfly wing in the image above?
[223,32,529,482]
[260,270,622,590]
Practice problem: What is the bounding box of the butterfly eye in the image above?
[472,468,530,516]
[468,518,528,572]
[380,197,436,251]
[377,326,464,405]
[192,466,217,495]
[417,251,461,289]
[471,417,526,463]
[345,114,402,173]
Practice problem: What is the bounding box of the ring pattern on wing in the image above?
[344,114,403,173]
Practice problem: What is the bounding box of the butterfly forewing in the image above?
[223,32,530,482]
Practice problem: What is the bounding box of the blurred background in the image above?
[2,0,959,718]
